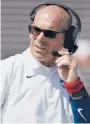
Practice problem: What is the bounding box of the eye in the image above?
[46,30,56,38]
[33,27,41,34]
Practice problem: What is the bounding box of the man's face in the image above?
[29,9,65,62]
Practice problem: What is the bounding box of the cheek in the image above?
[50,40,64,51]
[51,35,65,50]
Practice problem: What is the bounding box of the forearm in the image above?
[69,84,90,123]
[70,96,90,123]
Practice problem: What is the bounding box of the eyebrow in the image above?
[33,25,67,33]
[33,24,57,31]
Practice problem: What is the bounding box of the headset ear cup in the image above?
[64,25,76,53]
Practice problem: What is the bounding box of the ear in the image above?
[29,33,33,39]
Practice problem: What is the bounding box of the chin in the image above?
[33,52,47,61]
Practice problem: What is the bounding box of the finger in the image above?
[61,47,68,52]
[56,59,71,67]
[55,54,71,63]
[58,51,70,56]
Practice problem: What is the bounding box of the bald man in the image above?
[30,5,71,67]
[1,3,90,123]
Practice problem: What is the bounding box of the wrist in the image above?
[66,74,78,83]
[64,76,84,93]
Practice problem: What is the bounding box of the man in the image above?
[1,3,90,123]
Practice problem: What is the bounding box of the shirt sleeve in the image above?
[0,56,17,123]
[0,57,14,107]
[70,97,90,123]
[0,54,22,123]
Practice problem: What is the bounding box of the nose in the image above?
[36,32,46,42]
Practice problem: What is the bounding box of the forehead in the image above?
[34,11,61,30]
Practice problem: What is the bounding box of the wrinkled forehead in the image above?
[34,12,61,30]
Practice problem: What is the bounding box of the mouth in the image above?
[35,45,46,50]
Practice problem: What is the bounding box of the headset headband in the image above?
[30,2,81,33]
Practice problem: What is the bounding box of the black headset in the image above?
[29,2,82,54]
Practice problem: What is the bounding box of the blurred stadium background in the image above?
[1,0,90,94]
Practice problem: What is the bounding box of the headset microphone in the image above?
[51,51,62,57]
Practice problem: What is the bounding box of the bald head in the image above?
[34,5,72,31]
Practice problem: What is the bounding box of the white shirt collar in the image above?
[23,47,57,76]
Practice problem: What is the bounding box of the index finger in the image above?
[58,47,71,55]
[58,51,70,56]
